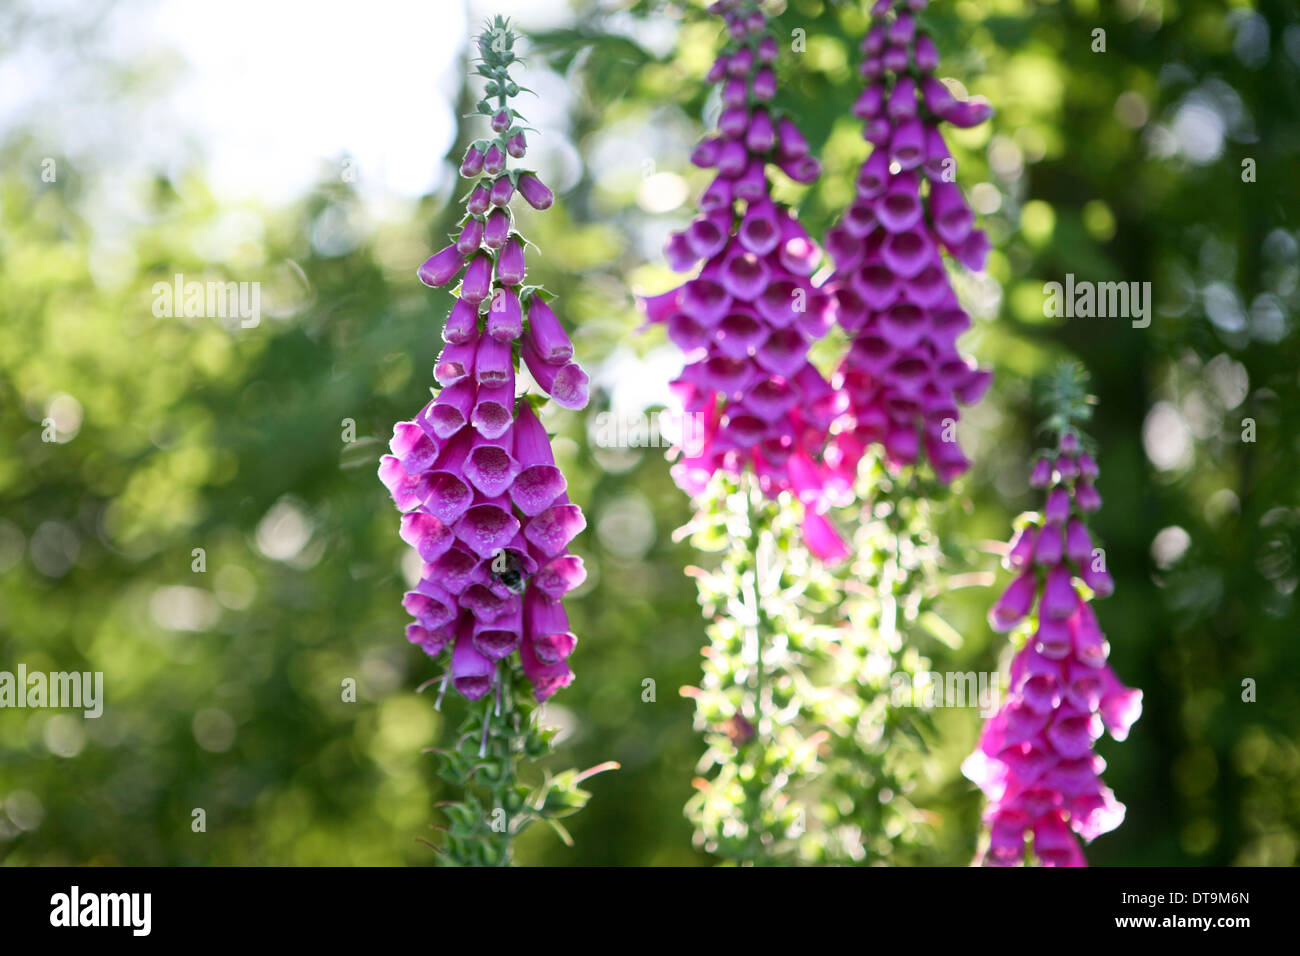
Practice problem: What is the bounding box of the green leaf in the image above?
[545,818,574,847]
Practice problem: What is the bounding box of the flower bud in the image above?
[496,236,526,286]
[489,175,514,207]
[460,145,485,177]
[456,217,484,256]
[517,172,554,210]
[466,184,491,215]
[418,246,464,287]
[483,144,506,176]
[483,209,511,249]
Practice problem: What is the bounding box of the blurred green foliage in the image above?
[1,0,1298,866]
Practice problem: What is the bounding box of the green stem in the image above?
[685,473,809,864]
[433,661,524,866]
[745,475,766,733]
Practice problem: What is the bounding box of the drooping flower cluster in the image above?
[962,430,1142,865]
[379,17,587,702]
[827,0,993,483]
[640,0,851,560]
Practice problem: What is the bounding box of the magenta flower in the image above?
[483,209,510,249]
[460,144,485,178]
[518,173,554,210]
[419,246,464,288]
[522,296,574,365]
[964,430,1141,866]
[488,175,514,207]
[989,571,1036,633]
[457,217,485,256]
[378,30,588,702]
[639,0,851,561]
[828,0,993,484]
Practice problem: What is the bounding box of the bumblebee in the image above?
[490,549,527,595]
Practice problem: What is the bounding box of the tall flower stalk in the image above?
[793,0,996,861]
[642,0,849,863]
[963,364,1143,865]
[379,16,611,865]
